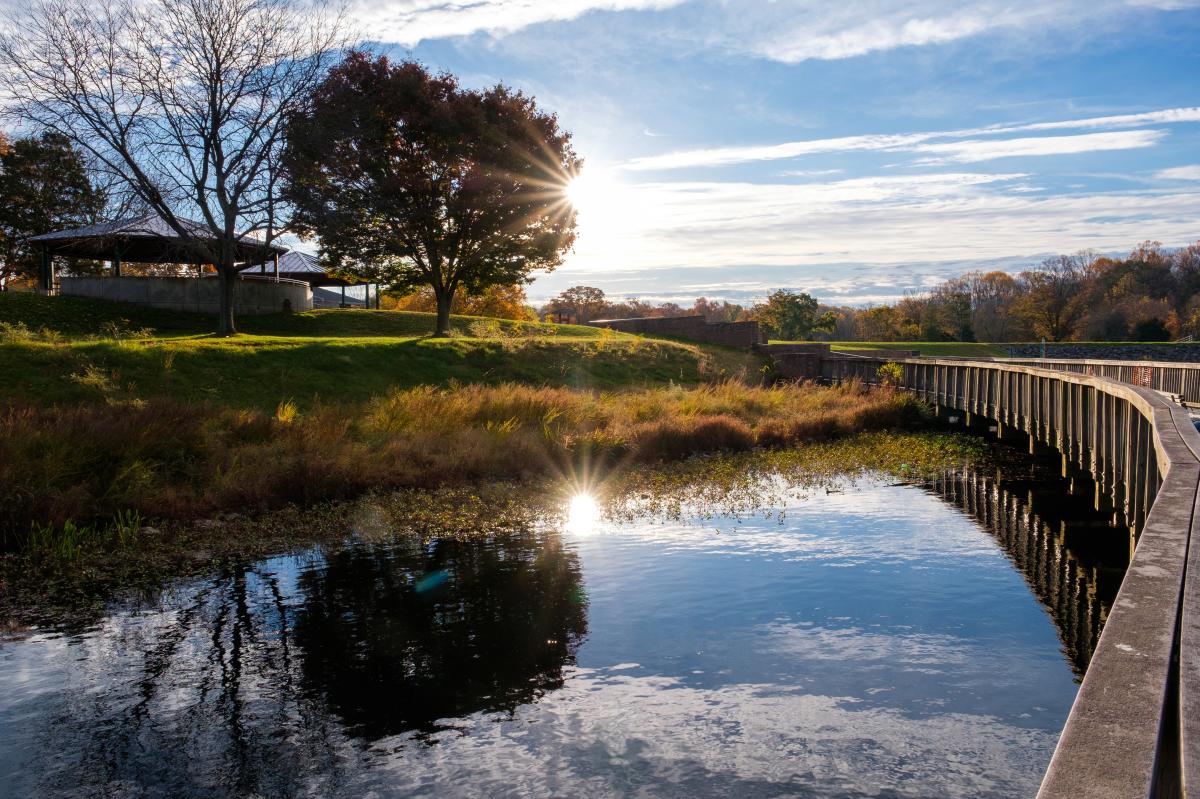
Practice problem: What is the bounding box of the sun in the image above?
[561,165,658,269]
[565,167,624,228]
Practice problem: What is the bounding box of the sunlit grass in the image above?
[1,380,927,547]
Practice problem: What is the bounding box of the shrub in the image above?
[877,361,904,387]
[630,414,755,461]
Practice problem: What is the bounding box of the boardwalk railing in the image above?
[1000,358,1200,407]
[822,356,1200,798]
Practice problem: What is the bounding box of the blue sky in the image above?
[358,1,1200,306]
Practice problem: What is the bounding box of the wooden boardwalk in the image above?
[823,356,1200,798]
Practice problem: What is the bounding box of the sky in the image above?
[355,0,1200,306]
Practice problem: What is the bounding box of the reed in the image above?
[0,380,925,548]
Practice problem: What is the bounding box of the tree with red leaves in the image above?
[283,53,581,336]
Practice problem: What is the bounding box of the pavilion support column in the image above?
[39,248,52,294]
[273,254,279,283]
[112,252,121,278]
[341,284,346,308]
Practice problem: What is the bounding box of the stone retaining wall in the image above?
[60,275,312,315]
[1007,342,1200,362]
[588,315,764,349]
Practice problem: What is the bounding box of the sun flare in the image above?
[566,492,600,536]
[565,168,626,227]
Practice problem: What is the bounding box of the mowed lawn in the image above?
[0,293,763,409]
[826,341,1013,357]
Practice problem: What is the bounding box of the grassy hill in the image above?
[0,290,603,339]
[0,293,763,409]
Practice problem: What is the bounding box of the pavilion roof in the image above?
[247,249,354,287]
[27,213,286,265]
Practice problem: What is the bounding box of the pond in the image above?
[0,456,1128,798]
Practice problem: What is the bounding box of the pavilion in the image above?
[25,214,378,312]
[27,213,286,290]
[265,251,379,308]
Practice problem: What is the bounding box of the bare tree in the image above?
[0,0,344,334]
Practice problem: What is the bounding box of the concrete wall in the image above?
[588,315,764,349]
[1007,342,1200,361]
[60,276,312,315]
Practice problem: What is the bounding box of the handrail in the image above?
[998,357,1200,406]
[234,272,310,288]
[822,356,1200,797]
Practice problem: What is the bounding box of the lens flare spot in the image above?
[414,570,449,593]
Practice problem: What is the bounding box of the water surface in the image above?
[0,465,1126,798]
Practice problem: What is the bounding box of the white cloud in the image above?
[349,0,685,46]
[984,106,1200,133]
[622,132,937,170]
[732,1,1200,63]
[622,107,1197,171]
[351,0,1200,60]
[909,130,1164,164]
[556,170,1200,302]
[752,5,1017,63]
[1156,165,1200,180]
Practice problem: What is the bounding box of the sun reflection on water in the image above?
[566,493,600,536]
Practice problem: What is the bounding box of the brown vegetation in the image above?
[0,381,924,545]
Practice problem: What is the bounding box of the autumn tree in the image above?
[754,289,836,340]
[544,286,608,323]
[385,283,537,321]
[0,0,343,334]
[959,271,1027,341]
[691,297,747,324]
[858,306,901,341]
[1014,254,1090,341]
[283,53,581,336]
[0,132,105,289]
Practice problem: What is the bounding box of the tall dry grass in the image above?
[0,381,924,545]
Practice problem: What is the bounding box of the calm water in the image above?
[0,464,1126,798]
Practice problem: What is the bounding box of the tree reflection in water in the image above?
[2,458,1127,799]
[8,528,586,798]
[293,532,589,739]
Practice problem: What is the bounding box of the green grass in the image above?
[0,290,603,339]
[826,341,1013,357]
[0,292,765,409]
[0,336,757,410]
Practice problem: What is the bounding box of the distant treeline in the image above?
[539,285,749,326]
[819,242,1200,343]
[541,242,1200,342]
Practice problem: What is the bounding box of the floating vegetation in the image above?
[1,380,926,544]
[0,430,984,629]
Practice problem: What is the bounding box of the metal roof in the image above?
[28,213,287,264]
[247,249,356,286]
